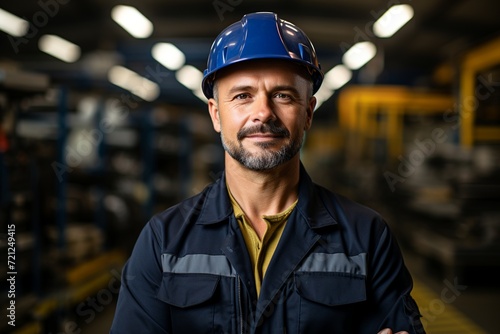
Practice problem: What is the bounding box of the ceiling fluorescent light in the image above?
[0,8,29,37]
[38,35,81,63]
[324,65,352,90]
[313,84,335,111]
[108,65,160,101]
[152,43,185,71]
[175,65,203,91]
[193,88,208,103]
[373,4,414,38]
[111,5,153,39]
[342,41,377,70]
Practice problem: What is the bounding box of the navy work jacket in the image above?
[111,165,424,333]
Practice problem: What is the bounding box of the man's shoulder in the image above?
[151,183,215,225]
[313,182,384,223]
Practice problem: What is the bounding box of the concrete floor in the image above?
[403,248,499,334]
[80,301,116,334]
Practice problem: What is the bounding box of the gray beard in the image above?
[220,129,303,171]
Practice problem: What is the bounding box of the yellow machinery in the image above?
[460,36,500,147]
[337,35,500,162]
[337,85,454,162]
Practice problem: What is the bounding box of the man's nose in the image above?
[251,95,276,123]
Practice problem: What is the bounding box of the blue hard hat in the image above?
[202,12,323,99]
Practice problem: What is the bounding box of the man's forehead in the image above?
[215,59,311,87]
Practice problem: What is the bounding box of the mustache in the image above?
[237,123,290,141]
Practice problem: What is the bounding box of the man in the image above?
[110,12,424,333]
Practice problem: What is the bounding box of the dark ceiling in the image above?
[1,0,500,109]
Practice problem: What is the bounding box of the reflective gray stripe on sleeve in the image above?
[297,253,367,276]
[162,253,237,277]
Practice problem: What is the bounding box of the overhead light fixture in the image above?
[313,84,335,111]
[38,35,81,63]
[175,65,203,91]
[342,41,377,70]
[0,8,29,37]
[373,4,414,38]
[108,65,160,101]
[152,43,185,71]
[111,5,153,39]
[175,65,207,103]
[193,88,208,103]
[324,65,352,90]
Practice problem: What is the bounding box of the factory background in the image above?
[1,0,499,333]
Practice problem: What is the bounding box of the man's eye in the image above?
[235,93,249,100]
[274,93,291,99]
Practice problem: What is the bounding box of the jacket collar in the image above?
[295,163,339,228]
[196,162,338,228]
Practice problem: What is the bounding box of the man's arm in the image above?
[110,220,170,333]
[367,222,425,334]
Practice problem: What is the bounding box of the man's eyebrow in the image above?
[227,85,301,95]
[272,85,301,95]
[227,85,255,95]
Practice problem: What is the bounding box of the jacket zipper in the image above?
[238,276,244,334]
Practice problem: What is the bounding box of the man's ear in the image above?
[304,96,316,130]
[208,98,221,133]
